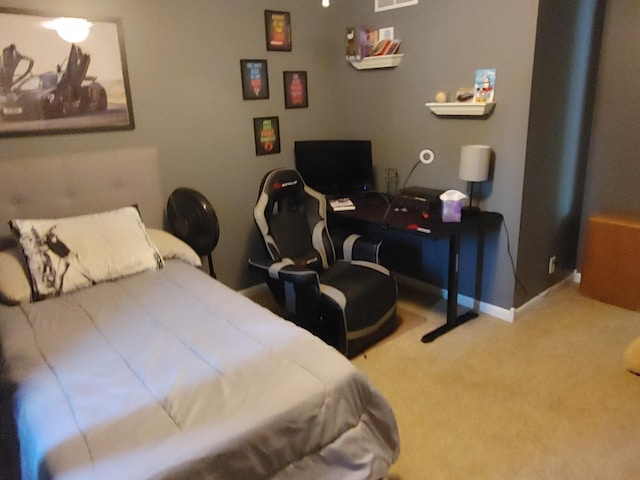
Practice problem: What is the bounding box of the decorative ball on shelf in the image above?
[434,91,449,103]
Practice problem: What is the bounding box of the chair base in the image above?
[344,309,398,358]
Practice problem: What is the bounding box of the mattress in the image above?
[0,260,399,479]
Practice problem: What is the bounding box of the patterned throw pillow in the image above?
[10,206,163,300]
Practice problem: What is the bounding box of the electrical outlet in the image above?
[548,256,556,274]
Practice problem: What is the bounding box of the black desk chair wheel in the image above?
[167,187,220,278]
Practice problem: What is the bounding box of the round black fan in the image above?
[167,187,220,278]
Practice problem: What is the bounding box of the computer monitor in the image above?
[294,140,375,197]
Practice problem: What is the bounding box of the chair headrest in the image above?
[259,169,305,200]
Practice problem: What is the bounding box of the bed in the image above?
[0,147,399,480]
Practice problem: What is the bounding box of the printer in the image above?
[393,186,444,216]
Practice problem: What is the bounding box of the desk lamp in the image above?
[459,144,491,214]
[400,148,435,193]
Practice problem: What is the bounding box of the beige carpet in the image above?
[353,282,640,480]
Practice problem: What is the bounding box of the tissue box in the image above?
[439,189,466,223]
[441,199,462,222]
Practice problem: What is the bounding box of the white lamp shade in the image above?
[459,145,491,182]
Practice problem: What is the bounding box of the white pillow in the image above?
[10,206,163,300]
[146,228,202,267]
[0,248,32,305]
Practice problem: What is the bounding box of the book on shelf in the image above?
[387,39,401,55]
[372,39,402,56]
[329,197,356,211]
[346,26,401,60]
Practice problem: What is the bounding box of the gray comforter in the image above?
[0,260,399,479]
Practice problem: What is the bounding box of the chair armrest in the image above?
[249,257,320,285]
[249,255,322,322]
[331,231,381,263]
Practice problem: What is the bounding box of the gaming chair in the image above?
[250,168,397,357]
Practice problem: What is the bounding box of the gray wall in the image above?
[514,0,640,306]
[515,0,603,306]
[335,0,539,309]
[579,0,640,260]
[0,0,344,291]
[0,1,552,310]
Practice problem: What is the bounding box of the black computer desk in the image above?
[328,193,502,342]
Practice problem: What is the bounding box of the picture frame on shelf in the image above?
[283,71,308,109]
[264,10,292,52]
[253,116,281,156]
[474,68,496,103]
[0,7,135,138]
[240,59,269,100]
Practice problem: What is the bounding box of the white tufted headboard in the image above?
[0,147,165,250]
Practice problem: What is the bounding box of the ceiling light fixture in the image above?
[43,17,92,43]
[322,0,330,7]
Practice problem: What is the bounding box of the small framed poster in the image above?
[253,116,281,156]
[264,10,292,52]
[240,59,269,100]
[283,71,308,109]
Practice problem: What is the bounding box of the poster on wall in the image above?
[253,116,280,156]
[283,71,308,109]
[0,7,135,137]
[264,10,292,52]
[240,59,269,100]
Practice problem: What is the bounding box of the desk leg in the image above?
[421,232,478,343]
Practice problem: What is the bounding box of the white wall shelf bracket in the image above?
[425,101,496,116]
[348,54,403,70]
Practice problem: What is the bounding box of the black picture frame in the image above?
[264,10,292,52]
[253,116,280,156]
[283,71,308,109]
[0,7,134,138]
[240,59,269,100]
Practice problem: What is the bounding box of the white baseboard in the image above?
[394,273,515,323]
[242,273,517,323]
[243,271,584,324]
[513,273,576,318]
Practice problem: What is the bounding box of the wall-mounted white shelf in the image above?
[348,54,403,70]
[425,101,496,116]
